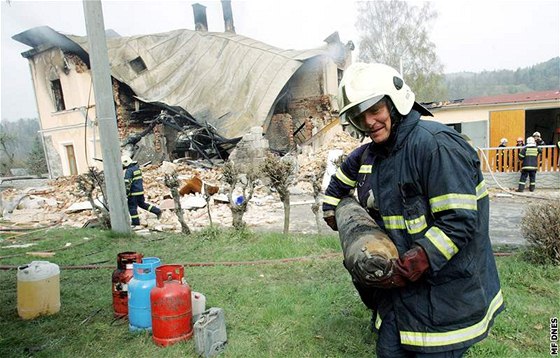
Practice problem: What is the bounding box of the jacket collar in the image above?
[392,109,421,151]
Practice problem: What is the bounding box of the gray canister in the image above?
[194,308,227,357]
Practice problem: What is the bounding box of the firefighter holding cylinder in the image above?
[322,63,504,357]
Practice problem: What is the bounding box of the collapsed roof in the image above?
[14,26,347,139]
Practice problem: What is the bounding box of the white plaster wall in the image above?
[29,48,102,176]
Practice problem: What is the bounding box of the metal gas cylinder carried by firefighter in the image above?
[128,257,161,332]
[112,251,143,318]
[151,265,193,347]
[17,261,60,320]
[335,197,398,286]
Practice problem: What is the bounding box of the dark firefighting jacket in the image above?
[323,110,504,353]
[518,144,540,170]
[124,163,144,196]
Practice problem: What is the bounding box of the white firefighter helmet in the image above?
[500,138,508,145]
[121,155,136,167]
[526,136,536,146]
[337,63,430,133]
[532,131,541,137]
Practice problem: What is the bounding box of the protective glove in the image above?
[323,210,338,231]
[357,245,430,289]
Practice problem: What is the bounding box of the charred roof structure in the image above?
[13,2,352,177]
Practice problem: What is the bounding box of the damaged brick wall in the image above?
[64,53,88,73]
[267,114,294,152]
[229,127,269,169]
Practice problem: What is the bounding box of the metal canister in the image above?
[151,265,192,347]
[112,251,143,318]
[128,257,161,332]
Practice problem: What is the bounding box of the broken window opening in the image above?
[51,79,66,111]
[129,56,147,74]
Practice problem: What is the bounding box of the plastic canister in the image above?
[128,257,161,332]
[191,291,206,323]
[17,261,60,320]
[194,308,228,357]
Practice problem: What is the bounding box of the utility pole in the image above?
[83,0,130,233]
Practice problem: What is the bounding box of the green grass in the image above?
[0,227,558,357]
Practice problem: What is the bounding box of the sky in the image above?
[1,0,559,122]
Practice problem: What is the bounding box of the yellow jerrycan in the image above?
[17,261,60,319]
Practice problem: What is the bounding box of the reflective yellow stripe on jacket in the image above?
[399,290,504,347]
[335,167,356,187]
[322,195,340,206]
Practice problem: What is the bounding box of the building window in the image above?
[51,79,66,111]
[129,56,147,74]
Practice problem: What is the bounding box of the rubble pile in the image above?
[1,132,362,232]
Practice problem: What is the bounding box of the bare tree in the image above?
[308,161,327,234]
[0,131,16,176]
[261,154,295,235]
[356,0,447,102]
[76,167,110,229]
[222,161,258,229]
[164,173,191,235]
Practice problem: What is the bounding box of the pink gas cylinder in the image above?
[150,265,193,347]
[112,251,143,318]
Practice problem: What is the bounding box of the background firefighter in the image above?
[122,155,162,226]
[322,63,504,357]
[516,136,541,192]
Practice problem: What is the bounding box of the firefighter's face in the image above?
[362,101,391,144]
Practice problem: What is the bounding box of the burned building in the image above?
[12,2,353,177]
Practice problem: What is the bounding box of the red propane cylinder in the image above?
[112,251,143,318]
[151,265,193,347]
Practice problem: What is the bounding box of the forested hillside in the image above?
[444,57,560,100]
[0,118,47,176]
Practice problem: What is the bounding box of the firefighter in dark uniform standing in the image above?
[517,136,541,192]
[122,155,162,226]
[322,63,504,357]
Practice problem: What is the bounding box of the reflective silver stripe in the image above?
[425,226,458,260]
[322,195,340,206]
[476,180,488,200]
[382,215,406,230]
[335,168,356,187]
[131,191,144,196]
[400,290,504,347]
[359,165,372,174]
[405,215,427,234]
[430,193,477,213]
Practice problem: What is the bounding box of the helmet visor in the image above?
[342,95,384,132]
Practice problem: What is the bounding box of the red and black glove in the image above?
[323,210,338,231]
[363,245,430,289]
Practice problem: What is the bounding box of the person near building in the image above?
[515,137,524,147]
[532,131,545,146]
[496,137,509,171]
[122,155,162,226]
[322,62,504,357]
[517,137,541,192]
[557,139,560,167]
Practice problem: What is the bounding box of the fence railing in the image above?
[478,145,559,173]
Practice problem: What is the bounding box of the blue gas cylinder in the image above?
[128,257,161,332]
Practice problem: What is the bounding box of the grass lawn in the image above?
[0,227,558,357]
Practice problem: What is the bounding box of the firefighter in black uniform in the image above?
[322,63,504,357]
[517,137,541,192]
[122,155,162,226]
